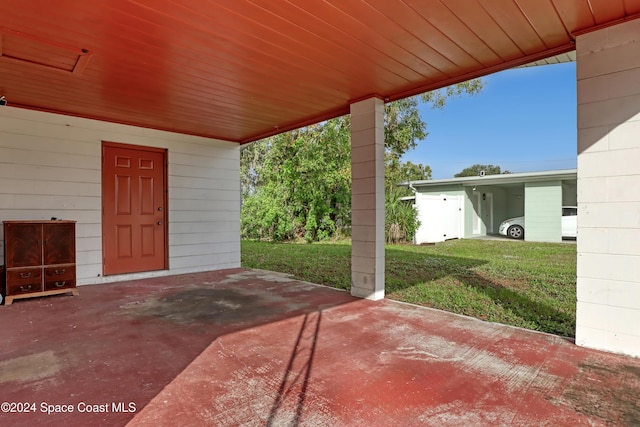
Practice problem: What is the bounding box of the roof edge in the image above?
[401,169,577,187]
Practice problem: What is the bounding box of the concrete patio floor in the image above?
[0,269,639,426]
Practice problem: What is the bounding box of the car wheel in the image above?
[507,225,524,240]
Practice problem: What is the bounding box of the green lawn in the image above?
[242,239,577,338]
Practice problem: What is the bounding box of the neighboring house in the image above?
[402,170,577,244]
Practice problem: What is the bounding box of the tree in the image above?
[454,164,511,177]
[385,186,421,243]
[384,79,483,190]
[241,79,484,242]
[241,119,352,242]
[386,161,431,188]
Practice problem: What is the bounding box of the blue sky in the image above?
[403,62,577,179]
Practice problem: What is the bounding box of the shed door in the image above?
[102,143,167,275]
[415,194,462,244]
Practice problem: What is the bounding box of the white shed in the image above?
[414,194,463,244]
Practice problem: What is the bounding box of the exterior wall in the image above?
[469,190,484,236]
[415,185,463,195]
[524,181,562,242]
[463,187,475,238]
[576,19,640,357]
[562,180,578,206]
[505,187,525,219]
[0,107,240,286]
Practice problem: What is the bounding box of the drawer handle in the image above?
[19,285,32,292]
[55,281,67,288]
[19,272,32,278]
[54,269,66,275]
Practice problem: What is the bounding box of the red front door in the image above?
[102,143,167,275]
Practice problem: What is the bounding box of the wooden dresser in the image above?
[3,220,78,305]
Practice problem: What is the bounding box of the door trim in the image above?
[101,141,169,275]
[473,193,481,235]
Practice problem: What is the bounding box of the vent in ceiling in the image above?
[0,29,91,74]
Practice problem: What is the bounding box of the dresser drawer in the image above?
[44,278,76,291]
[44,266,76,291]
[6,268,43,295]
[44,266,75,281]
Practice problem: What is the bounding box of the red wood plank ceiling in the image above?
[0,0,637,143]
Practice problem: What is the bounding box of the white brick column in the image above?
[350,97,385,300]
[576,18,640,357]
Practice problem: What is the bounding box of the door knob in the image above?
[158,207,163,211]
[157,221,162,225]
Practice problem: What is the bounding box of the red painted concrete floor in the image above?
[1,269,639,426]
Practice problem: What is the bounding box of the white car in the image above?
[498,206,577,240]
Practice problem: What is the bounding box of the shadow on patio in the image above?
[0,269,353,426]
[1,268,640,426]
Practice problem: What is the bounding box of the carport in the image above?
[0,1,639,358]
[407,170,578,243]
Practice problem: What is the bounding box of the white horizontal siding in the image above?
[170,175,239,191]
[0,107,240,286]
[169,199,239,212]
[170,221,240,234]
[523,181,562,242]
[0,179,100,197]
[170,231,239,245]
[169,187,239,202]
[169,210,238,223]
